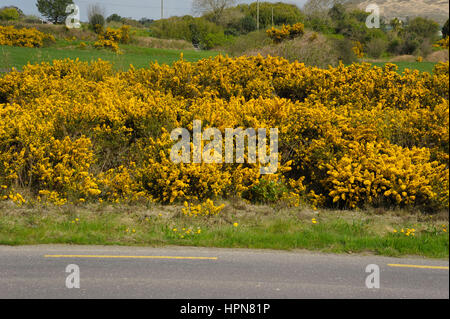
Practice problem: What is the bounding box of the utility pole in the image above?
[161,0,164,19]
[256,0,260,30]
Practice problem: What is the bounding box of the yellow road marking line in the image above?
[45,255,218,260]
[388,264,449,270]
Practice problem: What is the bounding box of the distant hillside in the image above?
[349,0,449,25]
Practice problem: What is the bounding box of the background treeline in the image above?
[146,1,447,60]
[148,2,304,49]
[1,1,448,63]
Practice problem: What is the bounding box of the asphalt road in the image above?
[0,245,448,299]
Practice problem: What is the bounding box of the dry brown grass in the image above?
[243,31,340,68]
[426,50,450,62]
[389,55,417,62]
[134,36,194,50]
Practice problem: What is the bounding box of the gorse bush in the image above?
[266,23,305,43]
[182,199,225,217]
[351,40,364,58]
[434,36,449,49]
[0,57,448,212]
[0,25,55,48]
[93,25,131,53]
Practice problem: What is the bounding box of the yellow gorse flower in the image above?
[0,57,447,212]
[0,25,55,48]
[434,36,449,49]
[93,25,131,53]
[182,199,225,217]
[267,23,305,43]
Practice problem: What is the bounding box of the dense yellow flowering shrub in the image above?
[136,130,232,203]
[266,23,305,43]
[0,57,448,212]
[182,199,225,217]
[0,25,55,48]
[98,164,150,203]
[324,141,448,210]
[434,36,449,49]
[352,41,365,58]
[93,25,131,53]
[94,38,121,53]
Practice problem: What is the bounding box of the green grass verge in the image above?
[0,42,219,71]
[0,201,448,259]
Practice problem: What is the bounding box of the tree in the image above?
[0,7,20,21]
[328,3,347,22]
[87,3,105,22]
[192,0,236,23]
[443,19,449,38]
[390,18,403,32]
[247,2,304,29]
[139,18,154,27]
[303,0,346,15]
[107,13,123,23]
[303,0,345,33]
[87,3,105,32]
[239,15,256,33]
[36,0,74,24]
[405,17,440,39]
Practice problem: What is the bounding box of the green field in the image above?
[371,61,437,74]
[1,42,438,73]
[0,43,219,71]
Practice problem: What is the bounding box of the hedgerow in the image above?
[0,56,448,212]
[0,25,55,47]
